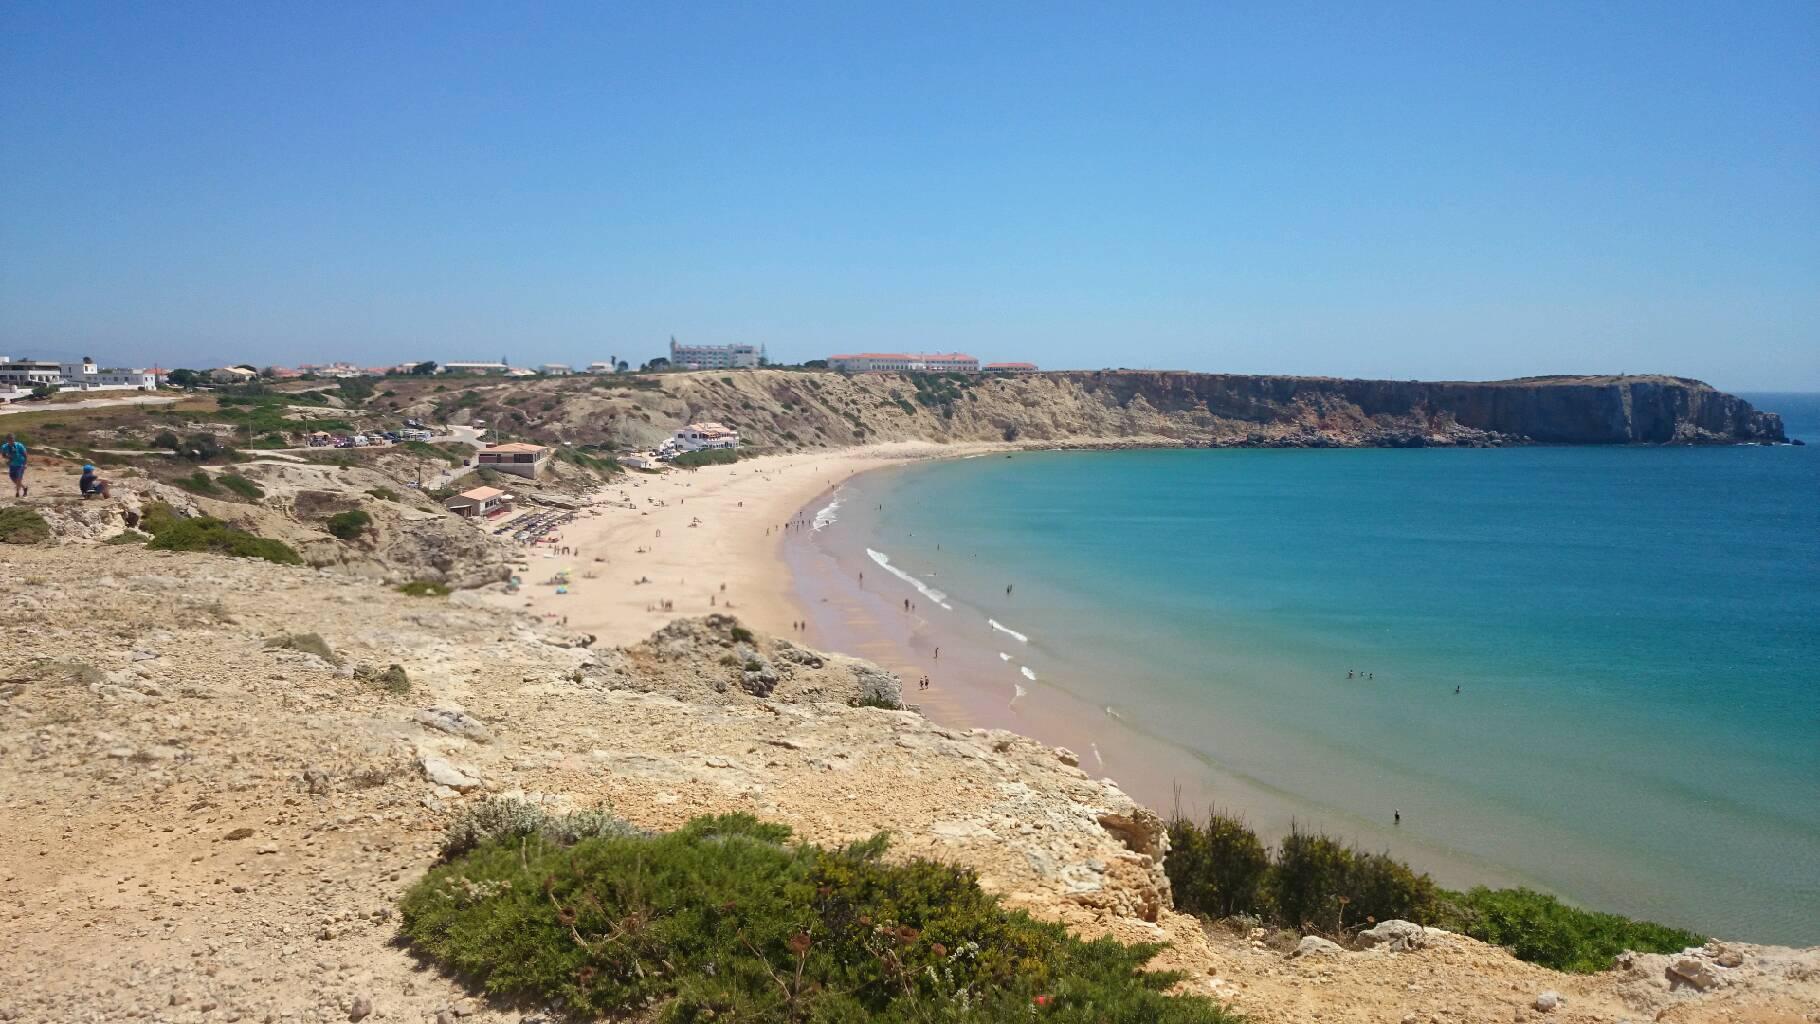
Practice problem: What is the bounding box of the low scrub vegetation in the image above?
[142,510,301,565]
[325,509,371,540]
[396,580,450,597]
[173,470,221,496]
[217,473,265,500]
[438,797,642,861]
[0,507,52,545]
[671,447,742,469]
[1438,887,1704,974]
[402,813,1235,1023]
[1165,810,1701,973]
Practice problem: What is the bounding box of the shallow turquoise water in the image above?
[849,418,1819,943]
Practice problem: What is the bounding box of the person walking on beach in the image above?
[2,434,26,498]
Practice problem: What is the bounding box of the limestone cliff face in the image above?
[391,370,1786,451]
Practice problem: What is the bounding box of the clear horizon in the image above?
[2,2,1816,391]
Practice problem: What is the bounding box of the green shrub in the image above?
[367,487,399,501]
[1434,887,1702,973]
[397,580,450,597]
[263,632,340,664]
[153,430,181,450]
[729,625,756,644]
[0,507,52,545]
[1166,811,1270,920]
[146,516,302,565]
[326,509,371,540]
[173,470,221,496]
[671,447,741,469]
[137,501,182,536]
[400,814,1234,1023]
[104,530,149,545]
[217,474,264,500]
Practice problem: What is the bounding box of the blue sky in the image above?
[2,1,1815,389]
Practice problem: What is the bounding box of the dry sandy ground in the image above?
[3,542,1816,1024]
[476,442,1003,646]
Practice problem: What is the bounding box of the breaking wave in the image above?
[865,549,953,610]
[989,619,1028,643]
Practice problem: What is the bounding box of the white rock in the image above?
[1290,935,1345,958]
[1358,919,1429,952]
[415,706,493,743]
[1668,957,1721,991]
[418,756,481,792]
[1534,990,1562,1012]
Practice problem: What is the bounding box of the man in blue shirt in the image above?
[1,434,26,498]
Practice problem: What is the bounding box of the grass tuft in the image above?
[397,580,451,597]
[0,507,52,545]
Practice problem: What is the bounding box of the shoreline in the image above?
[476,442,1026,647]
[502,441,1537,893]
[779,451,1545,899]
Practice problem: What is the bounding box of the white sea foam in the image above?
[812,493,842,531]
[1091,742,1103,768]
[989,619,1029,643]
[998,652,1011,661]
[1020,665,1037,681]
[865,548,953,610]
[1012,683,1028,703]
[1104,706,1123,720]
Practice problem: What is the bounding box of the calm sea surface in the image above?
[837,394,1820,943]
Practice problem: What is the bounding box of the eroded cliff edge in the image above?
[390,369,1789,451]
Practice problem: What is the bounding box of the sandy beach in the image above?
[478,443,1002,646]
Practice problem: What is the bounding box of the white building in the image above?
[59,358,162,391]
[440,361,510,375]
[586,361,621,374]
[540,363,573,376]
[669,339,761,370]
[0,357,69,391]
[209,366,259,384]
[828,352,981,373]
[669,421,739,452]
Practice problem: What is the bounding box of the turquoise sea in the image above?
[826,394,1819,944]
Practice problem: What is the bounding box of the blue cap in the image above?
[83,463,95,471]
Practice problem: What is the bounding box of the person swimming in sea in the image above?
[1394,809,1401,825]
[1454,685,1461,694]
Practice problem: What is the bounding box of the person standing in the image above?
[2,435,26,498]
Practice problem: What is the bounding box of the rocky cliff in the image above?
[384,370,1787,451]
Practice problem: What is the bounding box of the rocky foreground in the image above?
[3,544,1816,1024]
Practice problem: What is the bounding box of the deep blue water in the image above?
[848,402,1819,943]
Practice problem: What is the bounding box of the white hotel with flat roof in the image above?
[828,352,981,373]
[669,339,761,370]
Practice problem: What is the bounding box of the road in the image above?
[0,394,179,416]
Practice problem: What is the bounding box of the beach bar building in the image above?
[444,485,512,518]
[671,421,739,452]
[476,442,554,479]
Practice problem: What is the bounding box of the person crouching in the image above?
[79,464,110,499]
